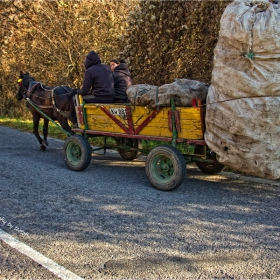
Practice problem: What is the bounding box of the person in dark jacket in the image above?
[110,59,120,72]
[76,51,115,103]
[111,60,132,103]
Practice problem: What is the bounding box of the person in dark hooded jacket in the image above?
[76,51,115,103]
[111,61,132,103]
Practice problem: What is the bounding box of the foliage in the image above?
[0,0,230,118]
[124,0,230,85]
[0,0,137,117]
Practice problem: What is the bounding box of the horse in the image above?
[16,71,76,150]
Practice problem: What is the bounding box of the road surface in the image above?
[0,126,279,279]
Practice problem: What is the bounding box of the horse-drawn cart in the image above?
[63,95,224,191]
[16,72,224,190]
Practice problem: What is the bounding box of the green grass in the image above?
[0,117,114,146]
[0,117,68,140]
[0,118,141,149]
[141,140,194,154]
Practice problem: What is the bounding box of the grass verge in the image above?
[0,117,68,140]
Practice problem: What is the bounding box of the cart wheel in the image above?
[145,145,186,191]
[63,135,92,171]
[115,138,141,160]
[194,145,225,175]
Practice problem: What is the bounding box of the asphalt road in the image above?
[0,125,279,279]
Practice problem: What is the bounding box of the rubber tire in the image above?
[194,145,225,175]
[63,135,92,171]
[116,138,141,160]
[145,145,186,191]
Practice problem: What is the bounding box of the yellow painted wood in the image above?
[78,94,83,105]
[79,103,203,139]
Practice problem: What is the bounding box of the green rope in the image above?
[246,51,255,60]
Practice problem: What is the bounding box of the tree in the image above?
[0,0,229,117]
[0,0,137,117]
[123,0,230,85]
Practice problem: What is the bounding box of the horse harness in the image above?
[26,81,71,119]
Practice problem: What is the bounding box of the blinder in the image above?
[17,78,23,87]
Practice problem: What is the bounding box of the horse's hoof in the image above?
[40,145,46,151]
[42,140,48,146]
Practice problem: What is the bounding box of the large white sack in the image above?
[205,0,280,179]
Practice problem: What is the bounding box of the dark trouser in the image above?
[83,95,113,104]
[113,98,129,103]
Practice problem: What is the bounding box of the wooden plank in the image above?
[85,106,202,122]
[86,115,202,128]
[139,125,203,139]
[83,104,203,139]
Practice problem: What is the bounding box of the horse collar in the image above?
[27,81,40,97]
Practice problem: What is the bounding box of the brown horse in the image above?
[16,71,76,150]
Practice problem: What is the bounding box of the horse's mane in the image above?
[22,73,36,88]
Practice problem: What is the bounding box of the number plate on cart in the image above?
[110,108,127,118]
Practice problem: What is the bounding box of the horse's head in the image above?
[16,71,35,100]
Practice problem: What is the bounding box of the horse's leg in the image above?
[42,118,49,148]
[57,117,73,135]
[32,115,45,150]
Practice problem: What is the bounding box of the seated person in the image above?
[76,51,115,103]
[110,59,132,103]
[110,59,120,72]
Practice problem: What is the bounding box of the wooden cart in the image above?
[63,95,224,191]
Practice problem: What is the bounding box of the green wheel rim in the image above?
[150,154,174,183]
[66,142,82,165]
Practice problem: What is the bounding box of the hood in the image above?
[114,63,131,76]
[84,51,101,69]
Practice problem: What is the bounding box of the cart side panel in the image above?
[81,104,126,133]
[136,107,203,139]
[80,104,203,140]
[177,107,204,139]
